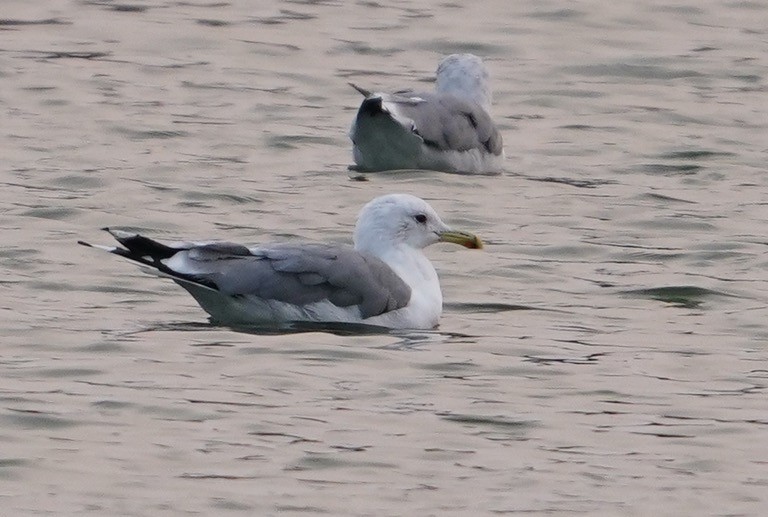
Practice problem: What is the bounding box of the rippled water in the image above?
[2,0,768,515]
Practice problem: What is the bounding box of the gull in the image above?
[349,54,504,174]
[79,194,482,330]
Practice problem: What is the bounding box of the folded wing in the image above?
[87,230,412,319]
[385,91,503,155]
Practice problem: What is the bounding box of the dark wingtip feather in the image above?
[358,96,385,118]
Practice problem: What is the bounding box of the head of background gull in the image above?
[435,54,493,112]
[354,194,448,253]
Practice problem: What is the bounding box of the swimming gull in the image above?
[78,194,482,329]
[349,54,504,174]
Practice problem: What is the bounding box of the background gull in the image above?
[79,194,482,330]
[349,54,504,174]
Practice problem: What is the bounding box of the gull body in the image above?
[349,54,504,174]
[79,194,482,330]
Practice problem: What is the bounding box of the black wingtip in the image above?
[77,240,92,247]
[358,96,385,117]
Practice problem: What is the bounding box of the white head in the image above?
[435,54,493,112]
[354,194,482,256]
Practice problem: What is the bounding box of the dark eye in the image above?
[414,213,427,224]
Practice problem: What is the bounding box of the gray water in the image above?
[2,0,768,515]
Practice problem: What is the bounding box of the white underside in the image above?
[182,283,365,325]
[178,281,440,330]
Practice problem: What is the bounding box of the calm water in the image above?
[2,0,768,515]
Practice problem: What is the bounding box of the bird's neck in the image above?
[377,244,440,299]
[358,241,443,327]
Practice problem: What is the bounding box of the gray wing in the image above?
[391,91,503,155]
[172,242,412,318]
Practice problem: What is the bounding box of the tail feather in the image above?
[348,82,371,97]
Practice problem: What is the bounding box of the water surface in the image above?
[2,0,767,515]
